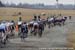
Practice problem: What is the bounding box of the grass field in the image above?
[67,28,75,49]
[0,7,75,49]
[0,7,75,21]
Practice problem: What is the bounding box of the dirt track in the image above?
[0,17,75,50]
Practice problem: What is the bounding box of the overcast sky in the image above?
[1,0,75,5]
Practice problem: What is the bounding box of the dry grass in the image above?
[67,31,75,49]
[0,7,75,21]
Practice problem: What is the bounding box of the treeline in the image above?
[0,1,75,10]
[0,1,5,7]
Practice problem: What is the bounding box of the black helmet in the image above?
[23,22,26,24]
[38,16,40,18]
[34,15,37,19]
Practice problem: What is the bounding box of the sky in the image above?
[1,0,75,5]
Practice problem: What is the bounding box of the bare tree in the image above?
[0,1,5,7]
